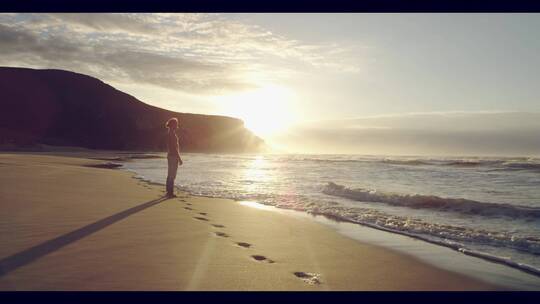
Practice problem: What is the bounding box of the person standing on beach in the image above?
[166,117,182,197]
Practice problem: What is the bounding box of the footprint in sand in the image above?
[211,224,225,228]
[186,203,192,206]
[193,217,209,221]
[251,255,275,263]
[214,231,230,238]
[184,207,193,210]
[198,212,207,216]
[293,272,321,285]
[236,242,252,248]
[179,199,186,202]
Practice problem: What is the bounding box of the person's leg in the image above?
[170,157,178,192]
[166,157,174,195]
[166,157,179,196]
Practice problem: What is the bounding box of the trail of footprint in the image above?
[236,242,251,248]
[211,224,225,228]
[214,232,230,238]
[193,217,209,221]
[251,255,275,263]
[293,272,321,285]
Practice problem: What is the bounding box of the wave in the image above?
[381,159,432,166]
[501,161,540,171]
[294,157,432,166]
[300,157,371,164]
[443,160,505,167]
[322,182,540,219]
[381,158,540,170]
[379,158,499,167]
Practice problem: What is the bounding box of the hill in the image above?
[0,67,265,153]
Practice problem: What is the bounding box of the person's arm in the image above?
[167,132,175,154]
[176,134,182,165]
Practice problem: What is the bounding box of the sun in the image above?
[214,85,296,138]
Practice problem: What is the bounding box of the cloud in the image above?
[100,51,257,93]
[274,112,540,156]
[0,24,83,61]
[302,111,540,131]
[48,13,159,34]
[0,13,361,94]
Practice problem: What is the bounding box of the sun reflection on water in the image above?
[240,155,269,192]
[238,201,275,211]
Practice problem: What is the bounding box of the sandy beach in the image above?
[0,153,503,290]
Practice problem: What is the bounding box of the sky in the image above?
[1,13,539,156]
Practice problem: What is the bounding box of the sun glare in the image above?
[213,85,296,138]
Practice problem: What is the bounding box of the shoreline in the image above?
[120,153,540,289]
[234,201,540,290]
[0,153,506,290]
[131,170,540,290]
[125,161,540,286]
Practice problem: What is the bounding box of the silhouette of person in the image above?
[165,118,183,197]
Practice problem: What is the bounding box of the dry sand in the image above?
[0,153,503,290]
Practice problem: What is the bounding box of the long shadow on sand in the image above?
[0,196,169,277]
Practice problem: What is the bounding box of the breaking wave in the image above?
[322,182,540,219]
[501,161,540,171]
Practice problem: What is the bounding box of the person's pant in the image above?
[166,156,179,194]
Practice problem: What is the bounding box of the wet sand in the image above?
[0,153,503,290]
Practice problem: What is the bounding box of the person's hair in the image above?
[166,117,179,129]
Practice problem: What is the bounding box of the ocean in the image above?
[122,153,540,279]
